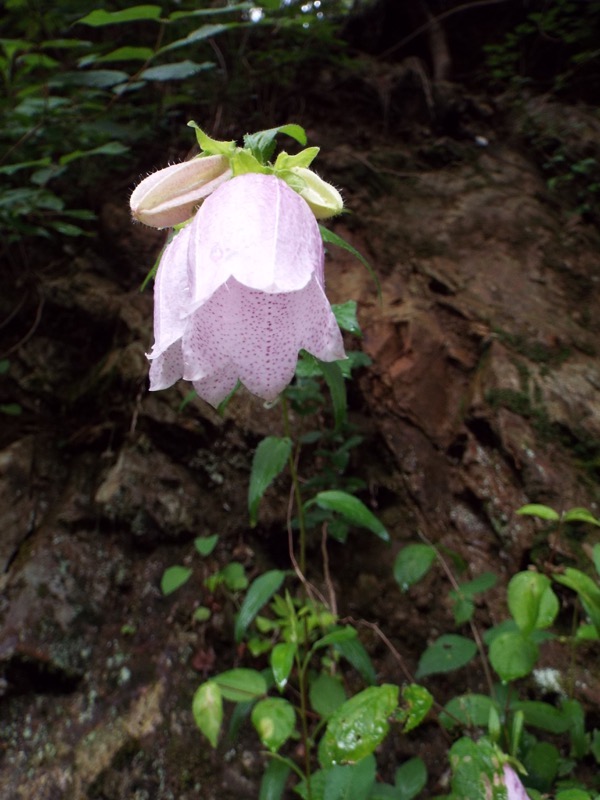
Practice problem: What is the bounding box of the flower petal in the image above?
[131,155,231,228]
[181,275,345,406]
[148,223,193,360]
[187,173,322,310]
[503,766,529,800]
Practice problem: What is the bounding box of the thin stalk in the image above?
[281,394,307,574]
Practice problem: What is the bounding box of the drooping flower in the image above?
[130,154,232,228]
[147,172,345,407]
[502,765,529,800]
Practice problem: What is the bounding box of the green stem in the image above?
[295,648,313,800]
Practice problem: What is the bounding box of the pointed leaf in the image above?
[140,60,214,81]
[194,534,219,556]
[334,636,377,685]
[394,757,427,800]
[317,360,346,430]
[516,504,560,521]
[415,634,477,678]
[249,436,292,526]
[319,225,380,297]
[310,673,347,719]
[243,124,307,165]
[192,680,222,747]
[213,668,266,701]
[187,121,237,156]
[161,565,192,595]
[235,570,286,642]
[271,642,296,690]
[393,544,436,591]
[311,490,389,541]
[259,758,292,800]
[77,6,163,25]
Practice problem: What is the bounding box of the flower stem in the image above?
[281,394,307,575]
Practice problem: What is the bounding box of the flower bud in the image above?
[130,155,232,228]
[290,167,343,219]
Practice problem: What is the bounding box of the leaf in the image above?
[193,606,211,622]
[563,507,600,526]
[67,69,130,87]
[489,630,539,681]
[259,758,292,800]
[311,490,389,541]
[554,567,600,633]
[274,147,320,171]
[160,565,192,595]
[449,737,508,800]
[222,562,248,591]
[317,360,346,430]
[213,668,266,701]
[243,124,307,165]
[415,634,477,679]
[334,636,377,685]
[508,571,558,634]
[59,141,129,165]
[318,684,399,768]
[323,756,376,800]
[252,697,296,752]
[511,700,570,734]
[248,436,292,526]
[331,301,361,336]
[399,684,433,733]
[158,24,232,54]
[235,570,286,642]
[194,534,218,556]
[319,225,380,297]
[187,121,237,156]
[96,46,154,62]
[439,693,496,730]
[169,3,251,20]
[522,741,559,792]
[140,60,214,81]
[516,503,560,521]
[393,544,436,591]
[271,642,296,691]
[192,681,222,747]
[76,5,163,26]
[310,673,347,719]
[313,626,357,651]
[394,757,427,800]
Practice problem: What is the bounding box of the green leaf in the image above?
[251,697,296,752]
[248,436,292,526]
[522,741,558,792]
[399,683,433,732]
[508,571,558,634]
[67,69,130,87]
[0,403,22,416]
[331,301,361,336]
[259,758,292,800]
[511,700,570,734]
[516,503,560,521]
[310,673,347,719]
[393,544,436,591]
[334,636,377,685]
[59,141,129,165]
[319,225,380,297]
[193,606,211,622]
[140,60,214,81]
[489,630,539,681]
[192,681,222,747]
[317,360,346,429]
[194,534,219,556]
[274,146,320,171]
[213,668,266,702]
[394,757,427,800]
[231,148,270,177]
[222,562,248,591]
[271,642,296,690]
[77,6,163,26]
[160,565,192,595]
[187,121,237,156]
[593,543,600,577]
[562,507,600,526]
[243,124,307,165]
[556,791,593,800]
[323,756,376,800]
[158,23,232,54]
[235,570,286,642]
[449,737,508,800]
[169,3,251,20]
[554,567,600,633]
[415,634,477,679]
[440,693,496,730]
[313,626,357,651]
[311,490,389,541]
[318,685,398,768]
[96,46,154,62]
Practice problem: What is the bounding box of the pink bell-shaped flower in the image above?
[147,172,345,406]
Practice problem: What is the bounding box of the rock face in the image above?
[1,109,599,797]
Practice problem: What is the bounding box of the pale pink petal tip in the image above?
[503,765,529,800]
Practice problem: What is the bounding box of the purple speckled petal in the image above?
[187,173,321,309]
[180,275,344,405]
[503,766,529,800]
